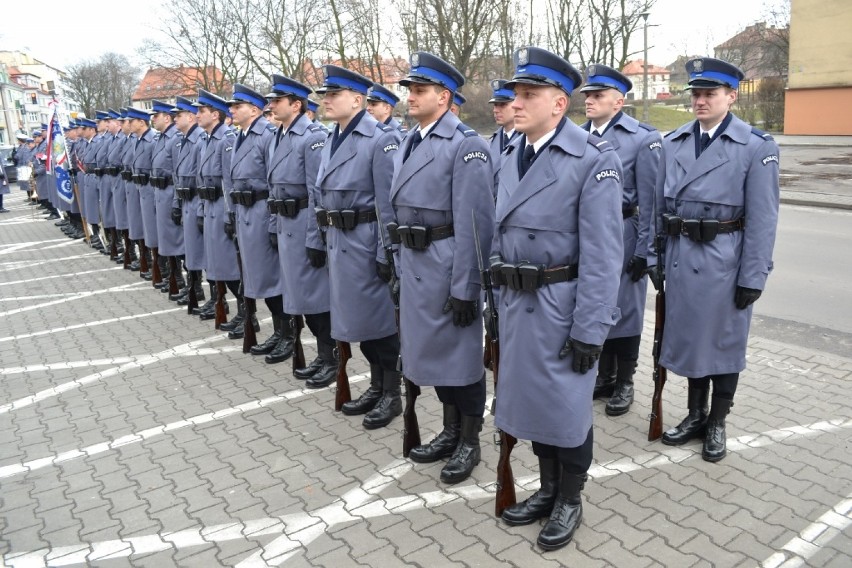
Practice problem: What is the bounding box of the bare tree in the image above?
[65,53,140,117]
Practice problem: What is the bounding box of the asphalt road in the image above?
[751,204,852,356]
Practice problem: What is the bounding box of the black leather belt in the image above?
[315,208,378,230]
[198,186,223,201]
[120,170,133,182]
[623,206,638,219]
[387,222,454,250]
[176,187,196,200]
[663,214,744,242]
[94,168,105,177]
[269,197,310,218]
[230,190,270,206]
[131,173,150,185]
[492,262,578,292]
[150,176,173,189]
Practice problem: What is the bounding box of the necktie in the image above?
[519,144,535,179]
[237,131,246,150]
[700,132,711,154]
[403,130,423,163]
[592,129,602,138]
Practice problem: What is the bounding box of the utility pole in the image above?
[641,11,650,123]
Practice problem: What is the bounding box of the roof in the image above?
[301,57,409,88]
[621,60,671,76]
[132,66,228,101]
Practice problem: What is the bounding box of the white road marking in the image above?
[0,373,366,480]
[2,266,122,286]
[3,417,849,567]
[0,253,100,272]
[759,493,852,568]
[0,282,147,318]
[0,307,182,345]
[0,238,67,254]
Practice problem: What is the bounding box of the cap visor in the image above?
[686,80,727,89]
[579,84,611,93]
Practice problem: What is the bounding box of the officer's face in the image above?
[584,89,623,122]
[366,100,391,122]
[492,101,515,127]
[691,87,737,128]
[197,106,217,130]
[268,96,297,125]
[121,120,131,135]
[174,111,196,133]
[407,84,448,123]
[511,85,568,142]
[229,102,257,129]
[322,90,360,122]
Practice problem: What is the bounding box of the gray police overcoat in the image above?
[315,111,398,342]
[82,135,103,224]
[390,113,495,387]
[108,133,128,230]
[229,116,282,299]
[199,123,239,281]
[654,114,779,378]
[268,113,330,314]
[488,126,517,198]
[123,134,144,240]
[152,125,184,256]
[132,129,157,246]
[493,120,624,449]
[95,132,115,227]
[175,125,205,270]
[583,112,661,339]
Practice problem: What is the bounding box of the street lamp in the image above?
[641,11,650,123]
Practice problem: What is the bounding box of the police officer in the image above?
[653,57,780,462]
[13,132,32,204]
[127,107,157,280]
[172,96,207,305]
[580,64,661,417]
[493,47,623,551]
[84,112,108,246]
[120,111,142,269]
[226,84,281,342]
[151,100,185,293]
[194,90,241,323]
[265,74,335,378]
[305,99,326,131]
[110,110,133,264]
[58,121,84,237]
[366,83,406,134]
[30,129,55,219]
[96,109,124,259]
[488,79,518,197]
[391,52,495,483]
[450,92,465,116]
[315,65,401,428]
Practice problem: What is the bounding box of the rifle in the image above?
[374,202,420,457]
[187,270,199,314]
[235,240,257,353]
[71,176,91,243]
[109,228,119,261]
[139,242,150,275]
[472,210,516,517]
[215,281,227,329]
[334,340,352,410]
[122,230,132,270]
[168,256,180,296]
[292,315,306,374]
[648,234,668,441]
[151,247,163,287]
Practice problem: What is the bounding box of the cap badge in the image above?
[693,59,703,73]
[587,64,597,76]
[518,48,529,65]
[411,53,420,67]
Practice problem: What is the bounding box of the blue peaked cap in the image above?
[506,46,582,95]
[686,57,745,90]
[580,64,633,94]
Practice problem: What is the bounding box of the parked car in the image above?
[0,146,19,184]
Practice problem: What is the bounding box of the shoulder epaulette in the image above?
[308,123,324,133]
[456,123,478,137]
[751,126,774,141]
[638,122,657,132]
[587,136,612,152]
[265,124,277,133]
[376,123,393,133]
[223,129,237,138]
[664,130,678,138]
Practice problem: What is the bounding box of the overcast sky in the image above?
[2,0,771,71]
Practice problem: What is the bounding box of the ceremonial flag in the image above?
[45,98,74,205]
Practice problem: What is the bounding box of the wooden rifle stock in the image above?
[122,231,132,269]
[139,243,149,274]
[648,284,667,441]
[187,270,199,314]
[334,341,352,411]
[242,298,257,353]
[491,341,517,516]
[292,315,306,374]
[214,281,227,329]
[151,248,163,286]
[483,332,492,369]
[402,378,421,458]
[168,256,180,296]
[109,228,118,260]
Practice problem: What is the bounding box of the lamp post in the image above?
[641,11,650,123]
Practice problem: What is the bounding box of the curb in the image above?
[780,197,852,211]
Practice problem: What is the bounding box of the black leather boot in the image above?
[502,457,560,525]
[228,311,259,340]
[265,315,295,363]
[304,342,338,388]
[605,358,635,416]
[593,352,617,399]
[662,384,710,445]
[341,364,383,415]
[220,299,245,332]
[170,268,188,301]
[537,472,586,551]
[251,314,283,355]
[294,354,324,380]
[409,404,460,463]
[440,414,482,484]
[157,256,170,291]
[362,369,402,429]
[703,397,733,462]
[196,281,218,317]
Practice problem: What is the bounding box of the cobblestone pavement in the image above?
[1,196,850,568]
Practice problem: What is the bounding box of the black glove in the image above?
[647,264,664,292]
[306,247,326,268]
[558,339,603,374]
[224,211,236,239]
[269,232,278,250]
[626,255,647,282]
[442,296,477,327]
[196,216,204,233]
[171,207,182,226]
[376,261,393,283]
[735,286,762,310]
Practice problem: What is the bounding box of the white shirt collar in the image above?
[417,120,438,138]
[591,119,612,136]
[527,127,558,154]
